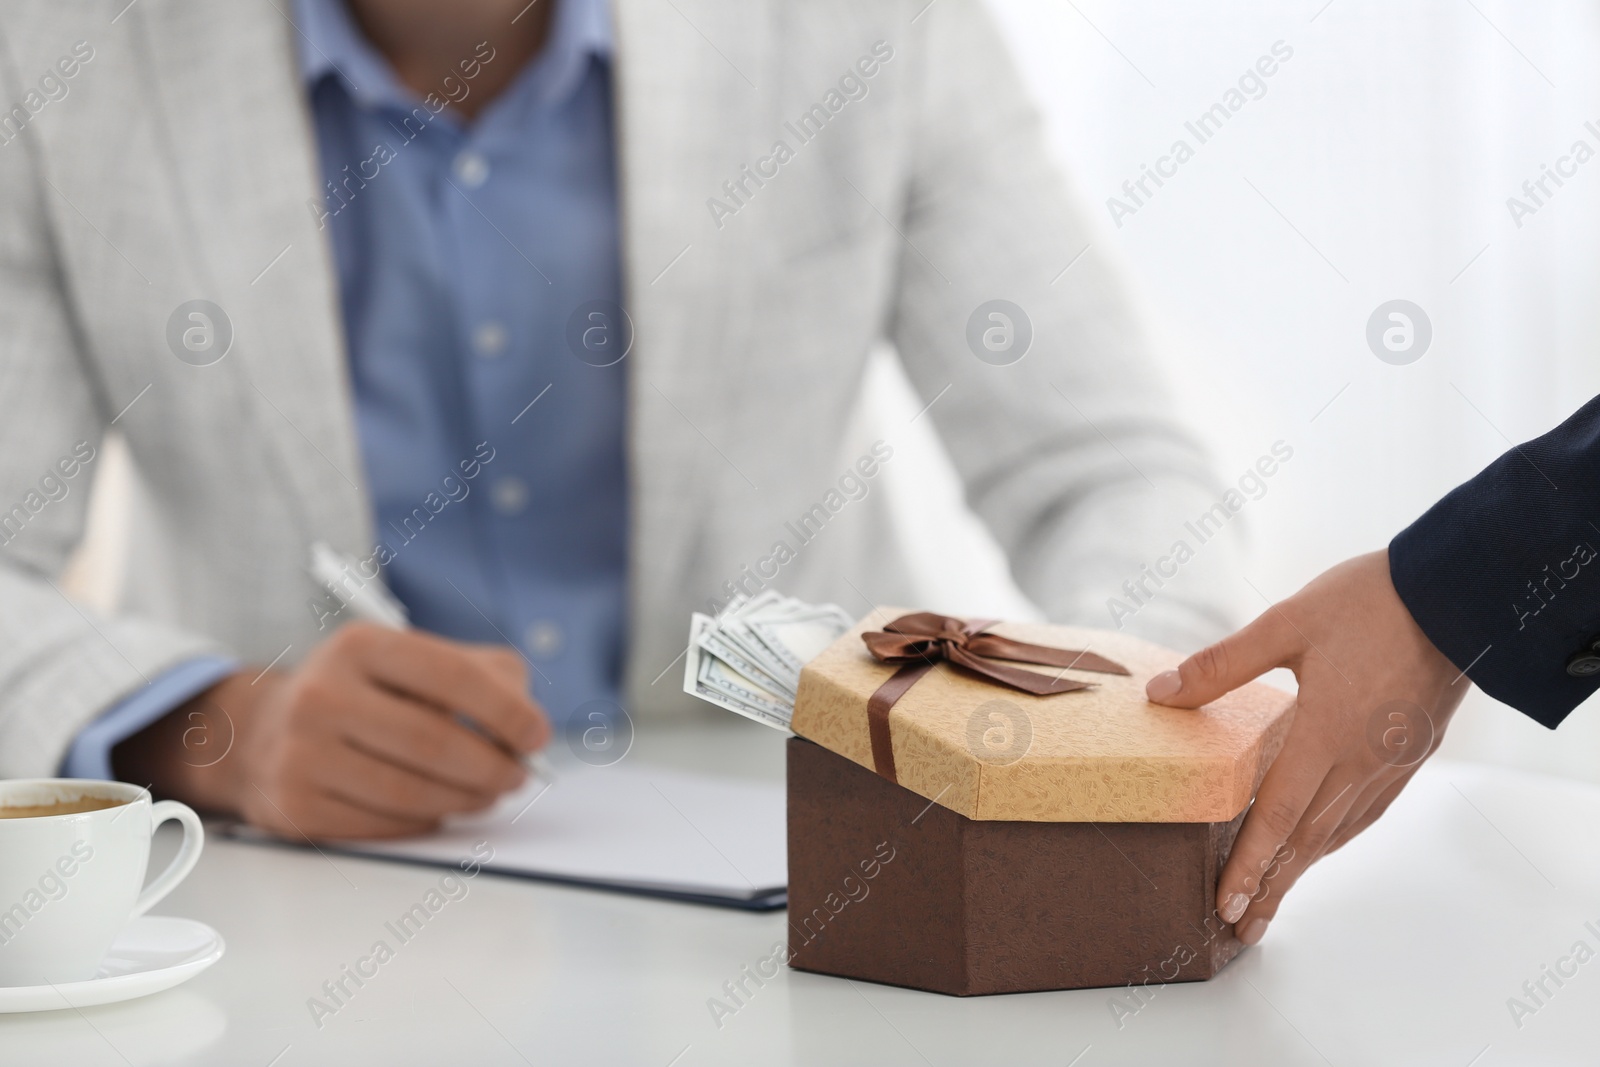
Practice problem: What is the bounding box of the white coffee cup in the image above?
[0,779,203,986]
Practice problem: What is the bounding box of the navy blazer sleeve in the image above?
[1389,394,1600,728]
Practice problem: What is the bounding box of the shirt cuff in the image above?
[58,657,240,781]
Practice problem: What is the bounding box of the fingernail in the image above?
[1239,918,1270,946]
[1220,892,1249,923]
[1146,670,1182,702]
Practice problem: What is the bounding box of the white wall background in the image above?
[874,0,1600,784]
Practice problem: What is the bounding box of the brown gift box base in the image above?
[785,737,1247,997]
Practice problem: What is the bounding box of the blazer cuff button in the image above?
[1565,650,1600,677]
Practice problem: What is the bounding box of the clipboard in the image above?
[220,761,787,910]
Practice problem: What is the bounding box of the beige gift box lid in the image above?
[790,609,1295,823]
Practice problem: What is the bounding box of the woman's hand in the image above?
[1145,550,1470,945]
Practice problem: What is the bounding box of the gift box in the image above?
[785,610,1294,996]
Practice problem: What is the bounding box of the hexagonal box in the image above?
[786,610,1294,996]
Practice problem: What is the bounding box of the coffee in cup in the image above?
[0,796,127,819]
[0,779,204,986]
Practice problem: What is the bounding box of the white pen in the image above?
[309,541,556,784]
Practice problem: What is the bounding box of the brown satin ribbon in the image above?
[861,612,1129,782]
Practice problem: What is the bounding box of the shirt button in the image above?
[490,476,529,515]
[525,620,564,659]
[473,321,508,358]
[454,151,490,188]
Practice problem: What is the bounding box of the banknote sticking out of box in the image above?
[785,610,1295,996]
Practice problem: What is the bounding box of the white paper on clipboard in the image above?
[225,761,787,909]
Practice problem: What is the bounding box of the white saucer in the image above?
[0,916,224,1013]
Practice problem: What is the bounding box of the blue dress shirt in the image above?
[62,0,627,777]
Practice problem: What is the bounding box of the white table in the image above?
[2,723,1597,1067]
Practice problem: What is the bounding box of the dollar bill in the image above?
[747,604,854,678]
[697,622,796,701]
[683,614,793,731]
[720,590,851,689]
[681,592,856,731]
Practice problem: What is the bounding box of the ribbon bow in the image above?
[860,612,1129,782]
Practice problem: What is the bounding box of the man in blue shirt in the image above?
[95,0,620,837]
[1,0,1238,839]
